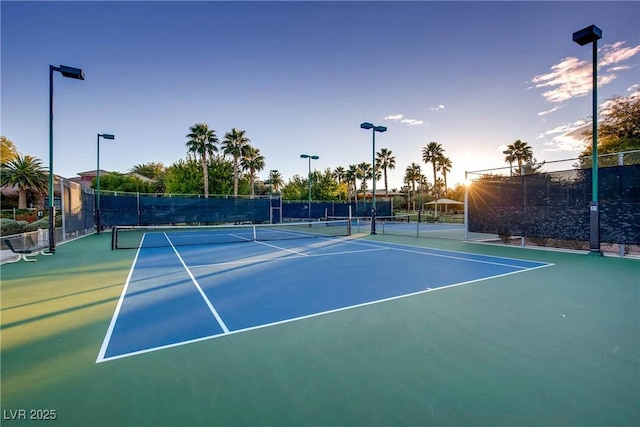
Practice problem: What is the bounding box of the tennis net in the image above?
[111,220,351,249]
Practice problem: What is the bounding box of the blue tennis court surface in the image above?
[97,235,551,362]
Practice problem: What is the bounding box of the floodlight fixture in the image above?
[48,64,85,253]
[573,24,603,256]
[573,25,602,46]
[300,154,319,221]
[96,133,116,234]
[360,121,388,234]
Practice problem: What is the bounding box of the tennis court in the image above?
[1,226,638,426]
[98,225,549,361]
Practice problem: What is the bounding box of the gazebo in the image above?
[425,198,464,215]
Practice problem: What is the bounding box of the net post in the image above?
[111,226,117,250]
[347,205,352,236]
[464,171,469,242]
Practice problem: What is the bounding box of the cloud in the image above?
[539,120,589,153]
[538,104,565,116]
[530,41,640,103]
[429,105,445,111]
[384,114,403,120]
[401,119,424,126]
[628,83,640,92]
[385,113,425,126]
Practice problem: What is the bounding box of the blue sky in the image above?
[2,1,639,190]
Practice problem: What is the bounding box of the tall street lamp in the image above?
[360,122,387,234]
[48,64,85,253]
[573,24,603,256]
[300,154,319,222]
[96,133,115,234]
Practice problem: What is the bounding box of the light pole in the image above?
[48,64,85,253]
[300,154,319,222]
[573,24,603,256]
[96,133,115,234]
[360,122,387,234]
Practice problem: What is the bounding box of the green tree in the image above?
[186,123,219,198]
[422,141,444,198]
[1,136,19,164]
[131,162,165,179]
[313,168,340,201]
[93,172,155,193]
[376,148,396,197]
[240,146,265,197]
[581,91,640,156]
[164,158,204,194]
[0,154,48,208]
[222,128,251,197]
[281,174,307,200]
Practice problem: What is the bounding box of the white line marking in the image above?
[251,239,309,256]
[188,247,390,269]
[164,232,230,334]
[326,238,553,269]
[96,235,146,363]
[97,260,551,363]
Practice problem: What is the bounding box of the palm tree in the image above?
[422,141,444,199]
[376,148,396,197]
[186,123,219,198]
[0,154,48,209]
[506,140,533,174]
[268,170,284,194]
[404,162,421,211]
[222,128,251,197]
[240,145,265,197]
[503,149,516,176]
[437,155,452,197]
[346,165,358,203]
[356,162,372,196]
[334,166,346,185]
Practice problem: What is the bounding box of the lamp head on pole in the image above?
[573,25,602,46]
[360,122,374,130]
[99,134,115,140]
[58,65,85,80]
[373,125,387,133]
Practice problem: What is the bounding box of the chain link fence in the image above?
[466,150,640,257]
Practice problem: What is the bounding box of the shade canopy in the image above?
[425,198,464,205]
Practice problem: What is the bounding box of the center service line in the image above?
[164,232,230,334]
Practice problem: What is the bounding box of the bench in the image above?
[2,237,52,262]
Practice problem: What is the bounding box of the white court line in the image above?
[229,232,309,256]
[96,237,145,363]
[330,238,553,269]
[96,262,548,363]
[164,233,230,334]
[188,246,390,269]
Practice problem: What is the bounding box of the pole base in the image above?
[588,250,604,257]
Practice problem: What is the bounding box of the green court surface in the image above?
[1,232,638,426]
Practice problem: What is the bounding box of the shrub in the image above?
[0,218,24,236]
[23,216,60,232]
